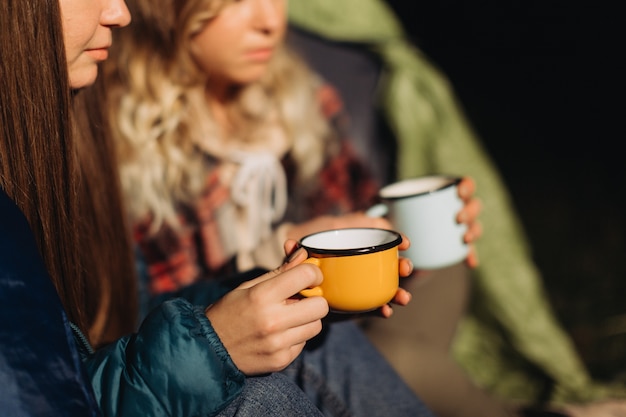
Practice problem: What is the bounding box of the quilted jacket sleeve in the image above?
[83,298,245,417]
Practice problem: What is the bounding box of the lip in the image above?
[85,47,110,61]
[245,47,274,62]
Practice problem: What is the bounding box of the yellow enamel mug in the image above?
[299,228,402,312]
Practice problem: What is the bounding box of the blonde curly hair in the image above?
[102,0,332,230]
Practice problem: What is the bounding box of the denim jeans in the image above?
[217,321,434,417]
[216,372,325,416]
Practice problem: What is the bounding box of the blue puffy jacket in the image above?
[1,189,247,416]
[1,189,100,416]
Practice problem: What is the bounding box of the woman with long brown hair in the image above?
[1,0,437,416]
[1,0,132,412]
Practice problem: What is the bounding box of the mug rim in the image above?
[299,227,402,257]
[379,175,461,201]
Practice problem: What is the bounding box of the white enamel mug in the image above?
[368,175,468,270]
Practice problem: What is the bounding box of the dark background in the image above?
[384,0,624,379]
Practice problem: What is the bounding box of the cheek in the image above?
[64,31,89,74]
[64,35,82,65]
[190,43,211,74]
[63,19,94,62]
[61,6,100,54]
[64,31,99,89]
[190,36,225,75]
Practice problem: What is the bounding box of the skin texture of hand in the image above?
[205,256,329,376]
[283,238,413,320]
[456,176,483,268]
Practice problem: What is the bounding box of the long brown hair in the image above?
[74,85,139,346]
[0,0,137,346]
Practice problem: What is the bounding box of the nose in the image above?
[252,0,285,34]
[102,0,132,28]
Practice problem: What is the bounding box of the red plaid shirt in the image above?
[133,84,380,296]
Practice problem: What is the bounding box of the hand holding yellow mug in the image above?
[298,228,402,312]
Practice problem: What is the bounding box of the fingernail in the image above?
[286,247,306,264]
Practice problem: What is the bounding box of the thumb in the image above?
[238,247,309,290]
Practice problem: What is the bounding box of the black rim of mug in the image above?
[299,228,403,257]
[379,176,461,200]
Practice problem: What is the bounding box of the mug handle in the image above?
[365,203,388,218]
[299,258,324,297]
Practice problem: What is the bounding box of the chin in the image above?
[69,68,99,90]
[233,73,267,87]
[230,64,271,85]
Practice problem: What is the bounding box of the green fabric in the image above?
[289,0,626,405]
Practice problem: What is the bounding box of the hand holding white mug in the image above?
[456,177,483,268]
[369,175,482,271]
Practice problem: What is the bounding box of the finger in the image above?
[390,288,411,306]
[397,233,410,251]
[399,257,413,277]
[281,246,309,273]
[457,177,476,201]
[284,303,327,335]
[287,295,329,322]
[283,239,299,259]
[287,341,307,365]
[371,289,411,319]
[457,198,482,224]
[465,245,480,268]
[261,340,309,374]
[464,221,483,243]
[236,269,282,289]
[255,263,324,302]
[379,304,394,318]
[237,247,309,290]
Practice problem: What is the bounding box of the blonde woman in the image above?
[102,0,480,300]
